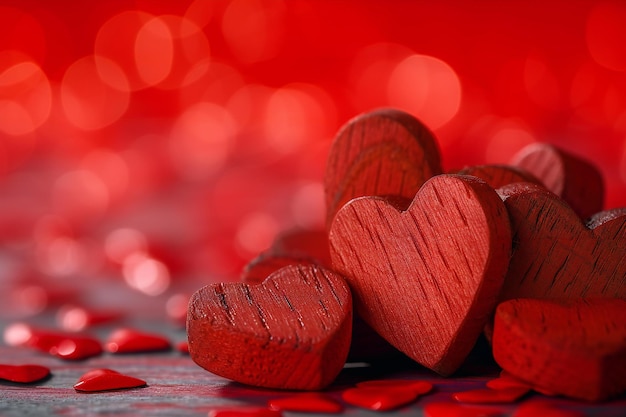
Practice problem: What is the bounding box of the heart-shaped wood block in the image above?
[455,165,541,189]
[329,174,511,375]
[187,264,352,390]
[324,108,442,227]
[510,143,604,219]
[492,298,626,401]
[497,183,626,301]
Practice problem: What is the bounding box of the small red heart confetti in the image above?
[73,368,147,392]
[453,387,529,404]
[56,304,122,332]
[104,328,171,353]
[209,408,282,417]
[341,386,419,411]
[486,375,533,391]
[176,341,189,354]
[0,364,50,383]
[49,336,103,360]
[356,379,433,395]
[268,393,343,413]
[513,401,587,417]
[424,402,504,417]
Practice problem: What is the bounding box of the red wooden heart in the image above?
[0,364,50,383]
[187,264,352,390]
[329,174,511,375]
[455,164,541,189]
[74,368,147,392]
[496,183,626,301]
[241,253,320,284]
[492,298,626,401]
[510,143,604,219]
[324,108,442,227]
[104,328,171,353]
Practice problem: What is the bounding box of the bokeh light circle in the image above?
[387,54,462,130]
[61,55,129,130]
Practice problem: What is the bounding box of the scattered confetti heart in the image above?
[453,387,529,404]
[49,336,103,360]
[0,364,50,383]
[187,264,352,390]
[73,368,147,392]
[105,328,171,353]
[424,402,504,417]
[341,386,419,411]
[493,298,626,401]
[356,379,433,395]
[330,174,511,375]
[209,408,282,417]
[268,393,343,413]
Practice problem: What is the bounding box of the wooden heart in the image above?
[497,183,626,301]
[329,174,511,375]
[492,298,626,401]
[510,143,604,219]
[455,164,541,189]
[187,264,352,390]
[324,108,442,227]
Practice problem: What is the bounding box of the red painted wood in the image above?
[492,298,626,401]
[496,183,626,301]
[73,368,147,392]
[455,164,542,189]
[268,393,343,413]
[356,379,433,395]
[105,328,171,354]
[452,387,529,403]
[0,364,50,383]
[423,402,504,417]
[341,386,419,411]
[324,108,442,228]
[187,264,352,390]
[329,174,511,375]
[586,207,626,229]
[511,143,604,219]
[241,253,320,284]
[241,228,332,284]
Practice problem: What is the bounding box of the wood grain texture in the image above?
[497,182,626,301]
[586,207,626,229]
[329,174,512,376]
[492,298,626,401]
[511,143,605,219]
[455,164,542,189]
[187,264,352,391]
[324,108,442,228]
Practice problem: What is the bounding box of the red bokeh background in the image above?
[1,0,625,318]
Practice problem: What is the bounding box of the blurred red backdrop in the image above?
[1,0,625,317]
